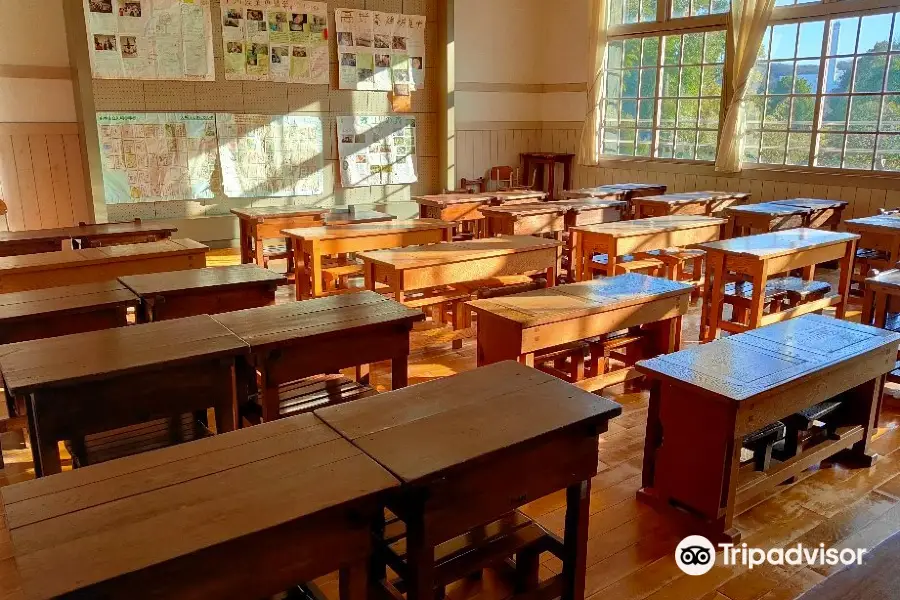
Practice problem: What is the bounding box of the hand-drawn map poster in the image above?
[84,0,214,80]
[216,113,324,197]
[334,9,425,94]
[221,0,328,84]
[97,112,218,203]
[337,116,417,187]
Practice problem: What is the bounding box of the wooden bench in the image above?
[0,314,248,476]
[0,238,208,294]
[241,374,378,425]
[119,264,286,321]
[315,361,622,600]
[0,413,399,599]
[637,315,900,542]
[0,219,178,257]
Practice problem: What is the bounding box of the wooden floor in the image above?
[2,250,899,600]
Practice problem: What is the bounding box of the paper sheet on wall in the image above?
[337,116,417,187]
[221,0,328,84]
[97,112,218,203]
[216,113,324,197]
[84,0,214,80]
[335,9,425,93]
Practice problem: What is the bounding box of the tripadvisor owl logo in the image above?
[675,535,716,576]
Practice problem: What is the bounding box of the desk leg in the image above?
[339,561,368,600]
[571,230,583,282]
[548,163,557,200]
[702,252,725,342]
[725,217,737,239]
[392,353,409,389]
[253,227,265,267]
[562,159,573,193]
[214,361,238,434]
[562,480,591,600]
[355,364,371,386]
[28,394,61,477]
[748,268,768,330]
[843,376,883,466]
[294,241,309,301]
[836,239,857,319]
[310,243,324,299]
[404,510,435,600]
[238,220,251,264]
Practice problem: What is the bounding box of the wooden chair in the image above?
[489,166,522,190]
[459,177,486,194]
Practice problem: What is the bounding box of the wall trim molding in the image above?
[457,120,582,131]
[0,122,80,135]
[0,65,73,80]
[456,82,587,94]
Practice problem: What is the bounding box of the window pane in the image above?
[624,39,642,67]
[815,133,845,167]
[881,95,900,132]
[797,22,824,59]
[672,0,728,18]
[745,97,765,128]
[625,0,639,24]
[876,134,900,170]
[660,99,677,127]
[765,96,790,128]
[768,62,794,94]
[844,133,875,169]
[608,0,658,26]
[702,65,723,96]
[683,33,704,64]
[853,55,887,93]
[743,131,761,162]
[848,96,882,132]
[887,55,900,92]
[761,131,787,163]
[828,18,859,56]
[821,96,849,130]
[623,69,640,97]
[794,60,819,93]
[621,100,638,126]
[791,97,815,130]
[699,98,720,128]
[672,0,690,18]
[664,36,682,65]
[697,131,718,160]
[772,24,798,60]
[638,99,655,127]
[640,69,657,97]
[680,66,701,96]
[662,67,680,96]
[787,132,812,165]
[677,98,699,127]
[824,58,852,93]
[859,14,892,53]
[704,30,727,63]
[657,130,675,157]
[642,37,660,66]
[675,129,697,159]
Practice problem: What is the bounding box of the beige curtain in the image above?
[577,0,609,167]
[715,0,776,172]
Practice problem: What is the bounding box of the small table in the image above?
[315,361,622,600]
[0,280,138,344]
[698,228,859,341]
[120,264,286,322]
[637,315,900,542]
[414,193,497,237]
[521,153,575,200]
[359,236,562,302]
[469,273,692,390]
[562,184,667,218]
[570,215,726,281]
[770,198,848,230]
[481,200,626,238]
[633,191,750,219]
[0,413,399,599]
[0,314,248,476]
[0,238,208,294]
[231,206,396,268]
[725,202,813,237]
[213,291,424,422]
[284,220,454,299]
[845,214,900,264]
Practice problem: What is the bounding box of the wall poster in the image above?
[84,0,214,80]
[220,0,329,84]
[334,9,425,94]
[216,113,324,197]
[97,112,218,203]
[337,116,417,187]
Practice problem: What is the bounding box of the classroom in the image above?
[0,0,898,598]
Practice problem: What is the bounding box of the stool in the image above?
[852,248,891,297]
[404,286,474,349]
[534,341,591,383]
[723,280,789,325]
[775,400,842,461]
[768,277,832,308]
[322,257,364,291]
[742,421,786,472]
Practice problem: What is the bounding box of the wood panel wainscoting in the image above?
[0,122,92,232]
[456,123,900,221]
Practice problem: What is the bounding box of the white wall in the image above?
[0,0,75,123]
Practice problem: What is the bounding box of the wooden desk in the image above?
[284,220,454,299]
[231,206,396,267]
[0,315,248,476]
[492,189,548,203]
[315,361,622,600]
[359,236,562,302]
[482,200,626,238]
[0,413,399,600]
[521,152,575,200]
[0,220,178,257]
[725,202,813,237]
[213,291,423,422]
[845,214,900,264]
[570,215,725,281]
[562,184,667,218]
[698,228,858,341]
[0,238,207,294]
[469,273,692,390]
[637,315,900,542]
[771,198,848,230]
[633,191,750,219]
[120,264,286,322]
[0,281,138,344]
[414,193,497,231]
[862,269,900,331]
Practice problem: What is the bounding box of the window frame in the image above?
[598,0,900,180]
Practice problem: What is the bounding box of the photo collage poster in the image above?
[221,0,329,84]
[97,112,218,203]
[84,0,214,80]
[337,116,417,187]
[335,9,425,94]
[216,113,324,197]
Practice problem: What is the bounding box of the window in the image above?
[608,0,659,26]
[601,30,725,160]
[744,11,900,172]
[672,0,729,19]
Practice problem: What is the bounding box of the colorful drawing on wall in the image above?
[83,0,214,80]
[220,0,328,84]
[334,9,425,93]
[216,113,324,197]
[97,112,218,203]
[337,116,417,187]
